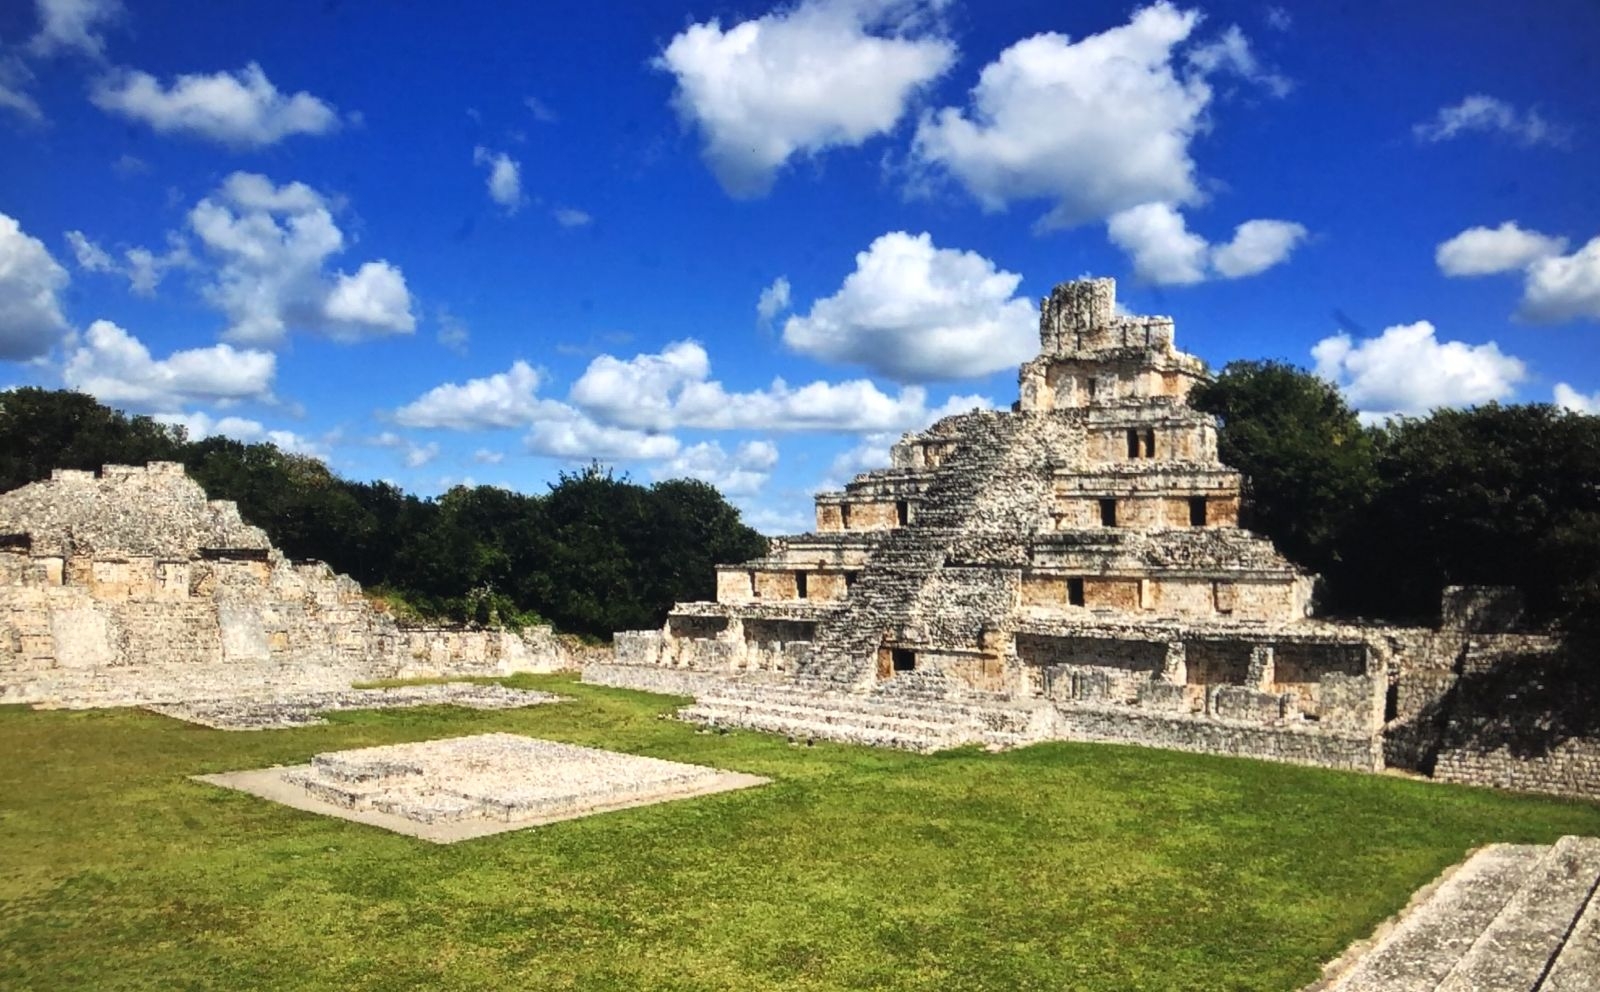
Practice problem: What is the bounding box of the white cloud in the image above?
[654,439,779,495]
[828,430,897,479]
[1312,320,1526,417]
[1521,236,1600,324]
[524,95,557,122]
[553,207,591,228]
[1185,24,1289,97]
[155,409,323,457]
[0,212,70,360]
[1107,203,1208,285]
[1554,383,1600,414]
[29,0,121,58]
[62,319,276,411]
[569,337,989,432]
[1436,221,1568,276]
[472,448,504,464]
[1414,95,1568,148]
[472,146,523,213]
[370,430,441,469]
[757,275,791,322]
[393,360,546,430]
[65,229,193,296]
[90,63,340,148]
[782,231,1035,381]
[523,408,680,461]
[436,307,469,354]
[1107,204,1306,284]
[0,55,43,122]
[656,0,955,197]
[187,172,415,345]
[912,4,1282,229]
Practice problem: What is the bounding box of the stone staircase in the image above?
[1312,835,1600,991]
[677,680,1052,753]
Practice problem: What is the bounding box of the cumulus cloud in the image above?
[472,448,504,464]
[1521,237,1600,324]
[187,172,415,345]
[1185,24,1290,97]
[29,0,122,58]
[0,211,70,360]
[1107,203,1208,285]
[1106,203,1307,285]
[155,409,323,457]
[523,408,680,461]
[1435,221,1568,276]
[472,146,523,213]
[757,275,791,323]
[393,360,547,430]
[62,319,276,411]
[782,231,1035,381]
[656,0,955,197]
[912,3,1283,229]
[1436,223,1600,324]
[1312,320,1526,418]
[65,229,194,296]
[90,63,340,148]
[570,337,990,432]
[655,439,779,495]
[1413,95,1568,148]
[1554,383,1600,414]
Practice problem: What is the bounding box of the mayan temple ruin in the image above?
[0,462,571,710]
[596,277,1599,797]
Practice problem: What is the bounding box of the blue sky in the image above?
[2,0,1597,533]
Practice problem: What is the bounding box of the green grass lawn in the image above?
[4,675,1598,992]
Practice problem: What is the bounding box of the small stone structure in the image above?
[198,733,768,842]
[0,462,574,708]
[1305,836,1600,990]
[598,277,1592,798]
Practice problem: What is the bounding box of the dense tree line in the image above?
[1192,362,1600,640]
[0,388,768,639]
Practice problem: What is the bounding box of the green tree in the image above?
[0,388,184,490]
[1190,361,1377,597]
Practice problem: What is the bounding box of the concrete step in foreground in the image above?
[1314,836,1600,991]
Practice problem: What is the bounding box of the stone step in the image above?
[1541,870,1600,991]
[1325,843,1546,992]
[1435,835,1600,991]
[678,703,967,752]
[683,696,965,737]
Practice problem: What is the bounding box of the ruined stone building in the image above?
[599,278,1597,797]
[0,462,568,707]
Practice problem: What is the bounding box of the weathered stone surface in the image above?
[198,733,768,842]
[147,683,563,730]
[0,463,576,707]
[1309,838,1600,991]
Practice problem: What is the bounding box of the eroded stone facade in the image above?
[601,278,1569,783]
[0,462,572,707]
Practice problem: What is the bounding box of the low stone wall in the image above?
[582,662,745,698]
[1432,738,1600,800]
[1051,702,1384,772]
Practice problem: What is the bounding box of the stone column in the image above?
[1246,645,1275,691]
[1160,641,1187,685]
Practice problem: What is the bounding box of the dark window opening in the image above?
[795,571,808,599]
[1384,683,1399,723]
[749,570,760,598]
[1086,377,1098,401]
[1067,577,1085,607]
[844,571,859,589]
[839,504,852,529]
[1099,498,1118,527]
[1126,429,1140,458]
[891,648,916,672]
[1144,429,1156,458]
[895,500,909,526]
[1189,496,1208,527]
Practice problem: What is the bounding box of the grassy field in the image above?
[4,675,1599,992]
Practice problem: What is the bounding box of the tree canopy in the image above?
[0,389,768,639]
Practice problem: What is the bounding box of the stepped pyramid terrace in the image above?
[593,277,1463,768]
